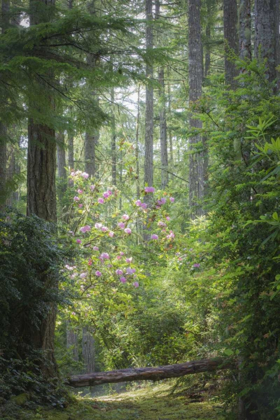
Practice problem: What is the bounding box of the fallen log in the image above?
[67,357,234,388]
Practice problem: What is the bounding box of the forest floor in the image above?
[2,381,226,420]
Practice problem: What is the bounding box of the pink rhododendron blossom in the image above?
[118,222,125,229]
[151,234,158,240]
[80,225,91,233]
[77,189,83,194]
[170,197,175,203]
[122,214,129,221]
[74,196,80,202]
[95,223,103,229]
[70,171,76,176]
[117,256,121,260]
[120,252,124,256]
[120,277,127,283]
[157,198,166,205]
[101,226,108,232]
[76,239,81,244]
[70,273,78,279]
[88,259,92,266]
[133,281,139,288]
[103,192,110,199]
[193,263,200,268]
[100,252,110,260]
[78,204,83,208]
[126,257,132,263]
[135,200,142,206]
[116,269,123,276]
[167,230,175,240]
[90,184,95,191]
[124,228,131,234]
[95,270,102,277]
[166,216,171,221]
[93,246,99,251]
[65,265,76,271]
[98,198,104,204]
[141,203,148,209]
[126,268,135,275]
[82,172,89,179]
[107,264,112,268]
[109,231,114,237]
[80,272,87,278]
[158,221,166,227]
[145,186,155,193]
[106,189,112,196]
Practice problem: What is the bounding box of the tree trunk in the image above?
[27,0,57,377]
[239,0,251,61]
[0,124,7,206]
[188,0,205,217]
[85,1,99,178]
[254,0,277,83]
[223,0,238,88]
[135,84,141,200]
[82,328,95,374]
[111,87,117,186]
[159,68,168,189]
[0,0,10,207]
[144,0,154,192]
[68,134,74,169]
[204,0,211,78]
[57,132,67,203]
[66,323,79,362]
[68,357,233,388]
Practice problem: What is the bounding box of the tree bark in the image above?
[254,0,277,83]
[188,0,206,217]
[0,0,10,206]
[68,357,233,388]
[159,69,168,189]
[204,0,211,78]
[26,0,58,377]
[57,132,67,203]
[239,0,251,61]
[144,0,154,192]
[82,328,95,374]
[223,0,238,88]
[111,87,117,186]
[66,324,79,362]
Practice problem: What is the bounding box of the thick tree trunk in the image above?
[188,0,206,217]
[27,122,57,222]
[223,0,238,87]
[68,357,233,388]
[82,328,95,374]
[254,0,277,83]
[27,0,57,377]
[135,85,141,199]
[239,0,251,61]
[144,0,154,192]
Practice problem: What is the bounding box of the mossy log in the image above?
[68,357,234,388]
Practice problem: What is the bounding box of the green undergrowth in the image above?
[2,382,225,420]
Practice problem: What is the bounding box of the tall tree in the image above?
[188,0,206,217]
[84,0,99,178]
[144,0,154,192]
[57,132,67,203]
[26,0,57,376]
[155,0,168,189]
[223,0,238,87]
[254,0,277,82]
[111,87,117,186]
[0,0,9,205]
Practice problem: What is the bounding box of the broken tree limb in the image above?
[67,357,234,388]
